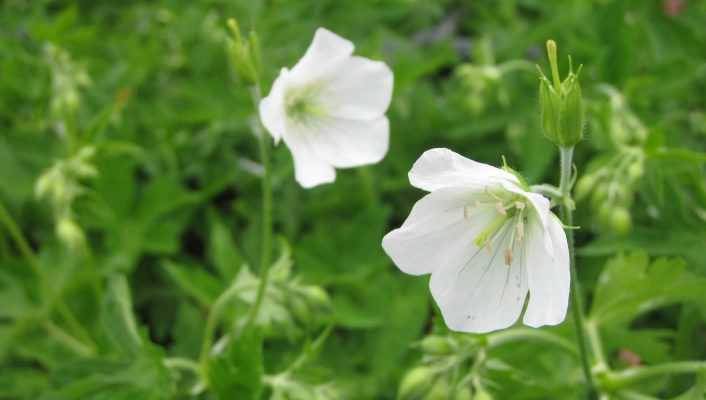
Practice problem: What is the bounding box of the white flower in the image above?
[259,28,393,188]
[382,148,570,333]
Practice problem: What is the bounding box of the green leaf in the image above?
[162,260,223,307]
[101,274,143,355]
[207,327,263,400]
[208,210,244,281]
[590,252,706,325]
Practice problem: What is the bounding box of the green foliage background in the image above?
[1,0,705,399]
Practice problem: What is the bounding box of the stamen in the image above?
[504,248,513,266]
[495,202,507,215]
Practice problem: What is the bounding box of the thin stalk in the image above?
[43,320,94,357]
[602,362,706,391]
[558,146,597,399]
[242,83,273,332]
[164,357,202,376]
[0,199,96,352]
[199,282,242,369]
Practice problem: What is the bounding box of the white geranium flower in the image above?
[382,148,570,333]
[259,27,393,188]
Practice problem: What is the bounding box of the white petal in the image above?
[289,28,354,85]
[259,68,289,143]
[304,115,389,168]
[281,127,335,188]
[320,56,393,120]
[409,148,519,192]
[522,214,570,328]
[382,187,492,276]
[430,221,529,333]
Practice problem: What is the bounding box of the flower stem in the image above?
[242,84,273,332]
[601,362,706,391]
[558,146,597,399]
[0,199,96,353]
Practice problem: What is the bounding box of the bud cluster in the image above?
[398,334,491,400]
[44,43,91,132]
[269,377,340,400]
[232,244,332,336]
[538,40,584,148]
[225,19,262,87]
[574,147,645,235]
[35,146,97,250]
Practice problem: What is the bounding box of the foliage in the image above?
[1,0,705,399]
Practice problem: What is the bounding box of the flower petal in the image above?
[259,68,289,143]
[409,148,519,192]
[289,28,354,85]
[508,188,554,255]
[429,222,529,333]
[304,115,389,168]
[281,127,335,188]
[320,56,393,120]
[382,187,492,276]
[522,214,570,328]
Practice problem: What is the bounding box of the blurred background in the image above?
[1,0,705,399]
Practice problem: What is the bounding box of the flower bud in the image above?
[424,380,451,400]
[226,19,261,86]
[574,174,596,202]
[398,367,434,400]
[538,40,584,148]
[301,286,331,311]
[627,161,644,181]
[473,390,494,400]
[56,217,86,251]
[453,387,473,400]
[610,207,631,235]
[419,336,454,356]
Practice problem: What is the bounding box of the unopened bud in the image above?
[574,174,596,202]
[453,387,473,400]
[398,367,434,400]
[473,390,494,400]
[538,40,584,148]
[627,162,644,181]
[419,336,454,356]
[226,18,261,85]
[610,207,631,235]
[302,286,331,310]
[424,380,451,400]
[56,217,86,251]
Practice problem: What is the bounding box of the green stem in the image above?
[602,362,706,391]
[43,320,94,357]
[199,282,242,369]
[164,357,202,376]
[558,146,597,399]
[0,199,96,353]
[242,84,273,332]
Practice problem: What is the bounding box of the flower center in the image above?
[284,85,325,123]
[468,194,528,266]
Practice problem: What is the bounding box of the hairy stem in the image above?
[602,362,706,390]
[242,83,273,332]
[558,146,597,399]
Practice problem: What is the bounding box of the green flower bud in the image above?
[419,336,454,356]
[398,367,434,400]
[301,286,331,311]
[538,40,584,148]
[453,387,473,400]
[610,208,632,235]
[226,19,260,85]
[56,217,86,251]
[574,174,596,202]
[473,390,494,400]
[291,296,311,323]
[627,162,644,181]
[424,380,451,400]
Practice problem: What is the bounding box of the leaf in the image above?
[207,327,263,400]
[101,274,143,355]
[590,252,706,325]
[208,210,244,281]
[162,260,224,307]
[41,345,175,400]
